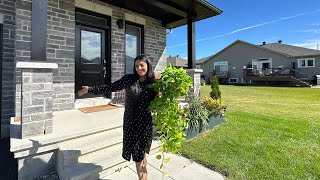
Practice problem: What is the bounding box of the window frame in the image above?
[125,21,144,74]
[214,61,228,72]
[229,78,238,83]
[297,58,315,68]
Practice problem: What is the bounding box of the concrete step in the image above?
[99,140,160,179]
[60,136,123,167]
[62,140,160,180]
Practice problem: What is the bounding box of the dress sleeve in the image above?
[88,74,133,95]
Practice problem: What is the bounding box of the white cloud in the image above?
[168,9,320,49]
[81,31,101,60]
[291,39,320,50]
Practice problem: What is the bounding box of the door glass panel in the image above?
[81,30,101,64]
[126,25,141,74]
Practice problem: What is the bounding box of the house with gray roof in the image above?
[167,56,188,68]
[197,40,320,87]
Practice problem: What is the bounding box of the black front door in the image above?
[75,25,107,99]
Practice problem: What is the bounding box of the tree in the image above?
[210,76,221,100]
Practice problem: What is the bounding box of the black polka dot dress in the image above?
[88,74,156,162]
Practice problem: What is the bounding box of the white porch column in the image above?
[186,69,203,96]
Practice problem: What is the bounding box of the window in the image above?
[125,22,144,74]
[229,78,238,83]
[298,58,315,68]
[214,61,228,72]
[252,58,272,69]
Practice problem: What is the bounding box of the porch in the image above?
[243,68,313,87]
[7,0,223,179]
[10,107,161,179]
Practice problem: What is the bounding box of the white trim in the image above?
[125,13,146,25]
[252,58,272,69]
[297,58,315,68]
[213,61,228,71]
[229,78,238,83]
[75,0,112,16]
[16,62,58,69]
[185,69,203,73]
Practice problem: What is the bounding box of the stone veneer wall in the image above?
[46,0,75,111]
[78,0,167,99]
[1,0,16,138]
[1,0,166,138]
[105,1,167,98]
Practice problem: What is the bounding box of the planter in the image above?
[185,114,224,139]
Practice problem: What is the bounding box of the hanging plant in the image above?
[149,65,193,175]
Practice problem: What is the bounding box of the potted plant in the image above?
[149,65,193,174]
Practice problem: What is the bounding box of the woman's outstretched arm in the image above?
[78,74,132,96]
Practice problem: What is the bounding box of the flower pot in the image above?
[185,114,224,139]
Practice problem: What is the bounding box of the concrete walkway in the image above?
[102,152,224,180]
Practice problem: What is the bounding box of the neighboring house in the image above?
[0,0,222,179]
[167,56,202,69]
[197,40,320,86]
[167,56,188,68]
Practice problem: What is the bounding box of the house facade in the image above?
[0,0,222,179]
[197,40,320,86]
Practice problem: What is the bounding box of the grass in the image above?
[181,85,320,179]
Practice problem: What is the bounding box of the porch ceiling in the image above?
[103,0,222,28]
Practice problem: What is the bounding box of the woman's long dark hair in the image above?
[131,54,155,95]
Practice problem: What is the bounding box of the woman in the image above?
[78,55,156,180]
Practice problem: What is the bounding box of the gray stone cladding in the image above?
[1,0,16,138]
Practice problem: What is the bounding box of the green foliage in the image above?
[187,95,209,133]
[149,65,193,172]
[201,79,206,86]
[210,76,221,100]
[184,85,320,179]
[201,96,225,116]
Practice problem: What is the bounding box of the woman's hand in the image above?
[78,86,89,96]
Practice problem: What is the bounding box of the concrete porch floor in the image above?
[10,107,225,180]
[10,107,125,151]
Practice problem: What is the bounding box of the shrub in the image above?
[210,76,221,100]
[201,79,206,86]
[201,96,225,116]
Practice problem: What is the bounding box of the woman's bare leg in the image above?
[135,153,148,180]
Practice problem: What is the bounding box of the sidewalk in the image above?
[102,152,224,180]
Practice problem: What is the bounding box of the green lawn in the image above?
[181,85,320,180]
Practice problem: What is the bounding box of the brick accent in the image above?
[1,0,16,138]
[47,0,75,111]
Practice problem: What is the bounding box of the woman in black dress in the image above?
[78,55,156,180]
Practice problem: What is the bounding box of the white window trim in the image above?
[214,61,228,71]
[229,78,238,83]
[297,58,315,68]
[252,58,272,69]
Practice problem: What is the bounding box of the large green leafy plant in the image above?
[149,65,193,173]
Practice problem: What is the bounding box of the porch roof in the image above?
[103,0,222,28]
